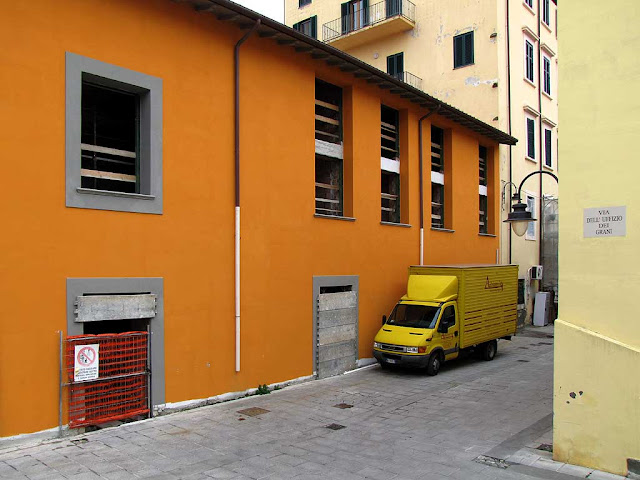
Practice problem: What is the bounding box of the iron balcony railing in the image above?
[322,0,416,43]
[390,71,422,90]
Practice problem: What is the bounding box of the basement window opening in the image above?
[320,285,353,294]
[381,105,400,223]
[81,81,139,194]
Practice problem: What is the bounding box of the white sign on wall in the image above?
[74,344,99,382]
[583,206,626,238]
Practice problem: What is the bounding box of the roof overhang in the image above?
[172,0,517,146]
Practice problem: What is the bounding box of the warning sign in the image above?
[74,344,99,382]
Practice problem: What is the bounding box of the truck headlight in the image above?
[373,342,381,349]
[405,346,418,353]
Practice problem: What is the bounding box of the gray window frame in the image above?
[525,40,535,82]
[66,52,163,214]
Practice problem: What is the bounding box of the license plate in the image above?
[386,358,397,364]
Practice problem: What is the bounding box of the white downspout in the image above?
[235,206,241,372]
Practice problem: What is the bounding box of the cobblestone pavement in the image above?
[0,326,626,480]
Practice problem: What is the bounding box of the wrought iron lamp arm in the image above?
[513,171,559,202]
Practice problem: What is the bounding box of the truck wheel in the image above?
[483,340,497,361]
[426,352,443,376]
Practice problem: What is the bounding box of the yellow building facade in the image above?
[286,0,559,324]
[554,1,640,476]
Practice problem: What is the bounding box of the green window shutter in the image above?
[311,16,317,39]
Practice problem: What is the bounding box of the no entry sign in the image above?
[74,344,99,382]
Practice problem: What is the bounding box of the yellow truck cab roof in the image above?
[405,275,458,302]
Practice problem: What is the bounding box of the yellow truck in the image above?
[373,265,518,375]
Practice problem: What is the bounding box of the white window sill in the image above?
[543,163,554,171]
[523,1,535,15]
[542,90,553,101]
[314,213,356,222]
[77,188,155,200]
[479,233,497,238]
[525,156,537,163]
[542,21,552,34]
[524,77,537,88]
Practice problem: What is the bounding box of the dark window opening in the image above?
[293,16,317,38]
[386,52,404,82]
[81,81,139,194]
[341,0,370,34]
[320,285,352,294]
[479,195,488,234]
[381,105,399,160]
[453,32,474,68]
[543,57,551,95]
[315,79,342,145]
[479,145,488,234]
[299,0,311,6]
[518,279,525,305]
[315,155,343,216]
[431,126,445,228]
[479,145,487,187]
[381,171,400,223]
[542,0,550,25]
[83,318,149,335]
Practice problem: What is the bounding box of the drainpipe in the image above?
[418,105,441,265]
[536,0,544,272]
[234,19,261,373]
[505,0,513,264]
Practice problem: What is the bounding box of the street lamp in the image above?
[504,171,559,237]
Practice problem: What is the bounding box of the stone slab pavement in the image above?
[0,326,627,480]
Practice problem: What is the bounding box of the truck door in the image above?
[437,303,459,360]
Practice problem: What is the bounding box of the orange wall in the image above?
[0,0,500,437]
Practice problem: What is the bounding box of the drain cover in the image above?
[537,443,553,452]
[325,423,346,430]
[333,403,353,409]
[237,407,270,417]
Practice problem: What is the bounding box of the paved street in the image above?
[0,327,625,480]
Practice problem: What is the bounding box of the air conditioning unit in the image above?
[530,265,543,280]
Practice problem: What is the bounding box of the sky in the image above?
[231,0,284,23]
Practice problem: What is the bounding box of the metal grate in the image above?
[237,407,270,417]
[65,332,149,428]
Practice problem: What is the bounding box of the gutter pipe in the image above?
[506,0,513,264]
[536,0,544,271]
[234,19,260,373]
[418,105,441,265]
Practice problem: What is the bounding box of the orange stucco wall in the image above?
[0,0,501,437]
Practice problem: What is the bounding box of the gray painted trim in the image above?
[65,52,163,214]
[478,233,497,237]
[312,275,359,375]
[431,227,456,233]
[314,214,356,222]
[66,278,165,405]
[380,221,412,228]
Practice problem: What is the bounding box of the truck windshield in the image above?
[387,304,440,329]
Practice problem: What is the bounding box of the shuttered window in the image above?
[543,57,551,95]
[544,128,552,168]
[431,126,445,228]
[526,117,536,159]
[525,40,535,82]
[293,16,317,39]
[453,32,474,68]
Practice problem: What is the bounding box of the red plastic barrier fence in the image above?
[65,332,149,428]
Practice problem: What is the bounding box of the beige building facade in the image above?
[286,0,559,322]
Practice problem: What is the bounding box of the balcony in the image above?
[390,71,422,91]
[322,0,416,50]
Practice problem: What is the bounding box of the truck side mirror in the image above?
[382,315,387,325]
[437,320,450,333]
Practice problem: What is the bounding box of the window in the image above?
[526,117,536,160]
[293,16,317,39]
[387,52,404,82]
[544,128,552,168]
[341,0,369,34]
[299,0,311,6]
[525,39,535,82]
[315,79,343,216]
[479,146,488,234]
[542,0,550,25]
[381,106,400,223]
[66,52,163,214]
[526,195,536,240]
[543,56,551,95]
[453,32,474,68]
[431,126,445,228]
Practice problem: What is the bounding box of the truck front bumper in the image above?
[373,349,430,368]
